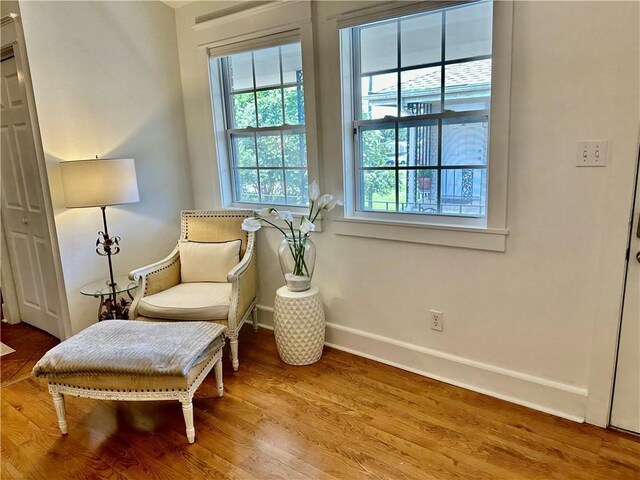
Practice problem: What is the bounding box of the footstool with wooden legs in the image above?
[33,320,227,444]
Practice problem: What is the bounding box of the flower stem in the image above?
[257,217,288,237]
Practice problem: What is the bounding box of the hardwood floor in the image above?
[1,322,59,386]
[1,325,638,479]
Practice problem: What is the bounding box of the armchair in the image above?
[129,210,257,371]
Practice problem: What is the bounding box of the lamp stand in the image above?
[96,206,121,319]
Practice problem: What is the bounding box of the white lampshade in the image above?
[60,158,139,208]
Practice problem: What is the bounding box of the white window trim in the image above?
[337,0,513,252]
[201,0,322,228]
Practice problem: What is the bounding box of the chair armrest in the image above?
[227,233,257,332]
[227,248,253,283]
[128,246,180,319]
[129,247,180,282]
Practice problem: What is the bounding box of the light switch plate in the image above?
[577,141,607,167]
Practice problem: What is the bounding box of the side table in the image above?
[80,275,138,321]
[273,286,325,365]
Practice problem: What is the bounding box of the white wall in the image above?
[176,0,639,423]
[18,1,193,334]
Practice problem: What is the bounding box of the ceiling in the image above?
[161,1,197,9]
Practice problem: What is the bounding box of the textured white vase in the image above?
[273,286,325,365]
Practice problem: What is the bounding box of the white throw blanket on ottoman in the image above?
[33,320,227,443]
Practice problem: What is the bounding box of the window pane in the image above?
[440,168,487,216]
[231,133,256,167]
[442,117,488,166]
[283,131,306,167]
[256,133,282,167]
[259,169,285,204]
[234,169,259,203]
[401,13,442,68]
[284,86,305,125]
[345,2,493,218]
[398,120,439,167]
[444,59,491,112]
[398,169,439,213]
[221,41,309,207]
[256,89,283,127]
[360,21,397,73]
[227,52,253,91]
[361,126,395,168]
[361,170,396,212]
[445,1,493,61]
[230,92,256,128]
[281,43,303,84]
[400,66,442,116]
[360,72,397,120]
[285,169,308,206]
[254,46,281,88]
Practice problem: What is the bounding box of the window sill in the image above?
[333,216,508,252]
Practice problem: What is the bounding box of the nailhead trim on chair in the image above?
[180,210,254,241]
[46,350,222,401]
[144,256,181,295]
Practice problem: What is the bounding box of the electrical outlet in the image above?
[430,310,443,332]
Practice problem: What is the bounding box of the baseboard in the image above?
[256,304,587,422]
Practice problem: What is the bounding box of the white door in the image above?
[610,145,640,434]
[1,53,61,337]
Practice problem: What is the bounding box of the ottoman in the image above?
[33,320,227,444]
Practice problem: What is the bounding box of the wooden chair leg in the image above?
[252,307,259,333]
[51,392,68,435]
[181,399,195,444]
[214,359,224,397]
[229,337,239,372]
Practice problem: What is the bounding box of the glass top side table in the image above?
[80,275,138,321]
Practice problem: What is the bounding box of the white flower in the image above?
[325,197,343,212]
[276,210,294,223]
[308,181,320,202]
[241,217,262,232]
[317,194,332,210]
[317,194,343,211]
[256,207,275,216]
[299,217,316,235]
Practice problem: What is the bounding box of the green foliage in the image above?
[231,93,256,128]
[360,129,396,209]
[231,86,305,129]
[231,83,403,210]
[230,85,307,206]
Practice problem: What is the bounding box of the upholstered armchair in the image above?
[128,210,257,371]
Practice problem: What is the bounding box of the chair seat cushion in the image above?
[138,283,232,321]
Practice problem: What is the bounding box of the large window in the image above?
[347,1,493,218]
[219,43,308,207]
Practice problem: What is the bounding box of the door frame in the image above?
[609,138,640,430]
[1,13,71,339]
[586,128,640,427]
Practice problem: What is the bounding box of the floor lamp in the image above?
[60,158,139,319]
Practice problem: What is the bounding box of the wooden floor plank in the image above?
[1,324,638,479]
[1,322,59,386]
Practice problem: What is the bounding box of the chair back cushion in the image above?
[179,239,241,283]
[181,210,252,258]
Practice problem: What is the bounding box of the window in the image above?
[218,43,308,207]
[344,1,494,220]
